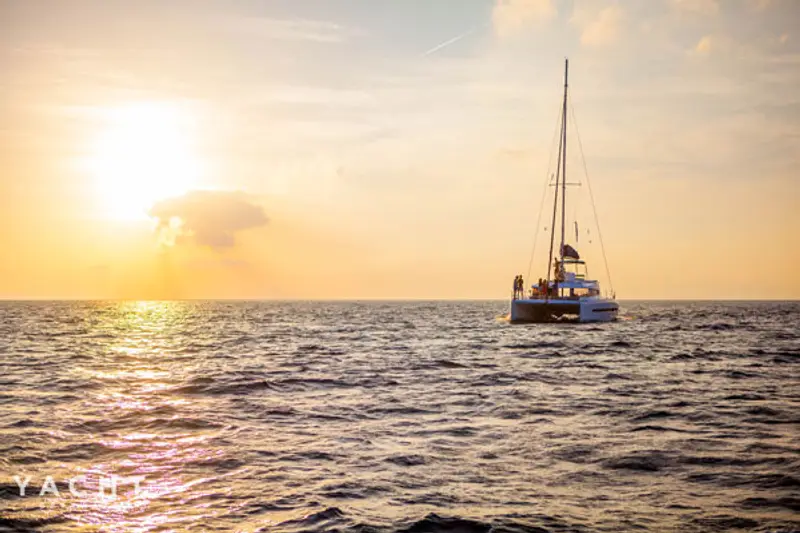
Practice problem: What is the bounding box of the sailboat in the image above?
[510,59,618,323]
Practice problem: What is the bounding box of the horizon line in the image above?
[1,298,798,303]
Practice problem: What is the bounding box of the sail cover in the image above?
[562,244,580,259]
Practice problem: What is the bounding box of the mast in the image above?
[545,58,569,299]
[559,58,569,264]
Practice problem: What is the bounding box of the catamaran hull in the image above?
[510,299,618,323]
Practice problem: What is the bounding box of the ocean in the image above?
[0,300,798,532]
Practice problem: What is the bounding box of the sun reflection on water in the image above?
[56,301,228,531]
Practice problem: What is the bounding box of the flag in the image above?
[562,244,580,259]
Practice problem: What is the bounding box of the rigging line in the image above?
[568,98,614,296]
[525,105,563,285]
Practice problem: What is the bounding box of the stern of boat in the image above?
[578,299,619,322]
[510,299,582,323]
[510,300,547,323]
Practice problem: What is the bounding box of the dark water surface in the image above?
[0,301,798,532]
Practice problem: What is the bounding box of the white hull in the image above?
[510,297,618,323]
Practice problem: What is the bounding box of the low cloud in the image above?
[671,0,719,17]
[222,15,351,44]
[149,190,268,249]
[691,34,735,56]
[748,0,772,10]
[694,35,715,54]
[572,4,625,47]
[493,0,557,37]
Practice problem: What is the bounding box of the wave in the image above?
[2,300,799,533]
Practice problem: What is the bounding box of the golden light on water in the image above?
[85,103,204,220]
[62,301,223,530]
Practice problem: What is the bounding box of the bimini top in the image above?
[557,278,600,290]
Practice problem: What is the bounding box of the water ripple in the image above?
[0,300,798,532]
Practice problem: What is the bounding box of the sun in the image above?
[86,102,204,220]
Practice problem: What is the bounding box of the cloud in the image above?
[691,34,733,56]
[694,35,714,54]
[222,16,351,43]
[493,0,557,37]
[149,190,268,249]
[670,0,719,16]
[573,4,626,47]
[748,0,772,11]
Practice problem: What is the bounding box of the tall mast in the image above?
[545,67,566,299]
[559,58,569,263]
[545,59,569,298]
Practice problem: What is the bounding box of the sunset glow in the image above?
[85,102,203,220]
[1,3,799,531]
[1,0,798,299]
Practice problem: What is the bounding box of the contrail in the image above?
[421,27,477,57]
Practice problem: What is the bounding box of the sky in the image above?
[0,0,798,299]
